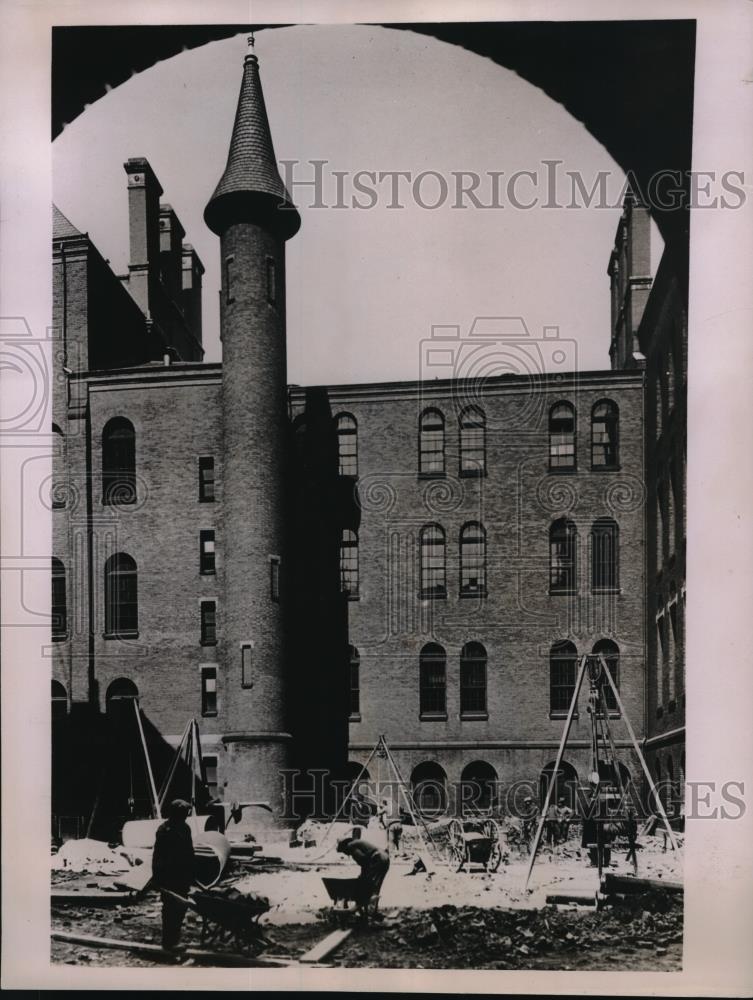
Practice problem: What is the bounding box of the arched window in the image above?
[459,406,485,476]
[349,645,360,718]
[460,642,487,716]
[592,638,620,712]
[460,522,486,597]
[52,424,66,509]
[550,640,577,715]
[340,529,359,599]
[549,402,576,470]
[539,759,578,809]
[104,553,138,636]
[420,524,446,598]
[549,519,577,593]
[51,558,67,640]
[591,518,619,591]
[106,677,139,714]
[419,408,445,477]
[419,643,446,717]
[102,417,136,505]
[51,679,68,721]
[411,761,447,817]
[460,761,497,813]
[335,413,358,477]
[591,400,619,469]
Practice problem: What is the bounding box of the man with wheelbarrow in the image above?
[336,834,390,916]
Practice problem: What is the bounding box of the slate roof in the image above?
[53,204,84,240]
[204,51,300,240]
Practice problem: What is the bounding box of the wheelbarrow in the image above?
[162,886,274,957]
[446,818,503,873]
[321,876,381,924]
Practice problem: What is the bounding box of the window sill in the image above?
[103,631,139,640]
[549,588,577,597]
[460,711,488,721]
[52,633,69,643]
[419,590,447,600]
[459,469,486,479]
[200,570,217,577]
[344,593,360,602]
[420,712,448,721]
[550,712,579,721]
[349,713,362,722]
[200,640,218,647]
[460,589,487,599]
[593,587,621,596]
[202,711,218,719]
[418,472,446,481]
[199,497,215,504]
[590,465,621,473]
[548,466,577,475]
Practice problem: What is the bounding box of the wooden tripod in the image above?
[524,653,680,891]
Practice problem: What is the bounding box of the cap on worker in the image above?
[167,798,192,819]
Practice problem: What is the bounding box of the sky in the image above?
[52,24,662,385]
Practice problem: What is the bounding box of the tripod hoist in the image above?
[524,652,680,891]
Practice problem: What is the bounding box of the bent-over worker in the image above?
[337,835,390,904]
[151,798,195,952]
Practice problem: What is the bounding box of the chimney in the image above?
[159,203,185,304]
[608,188,651,370]
[124,158,163,315]
[181,243,205,347]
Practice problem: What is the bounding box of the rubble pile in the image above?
[339,892,683,969]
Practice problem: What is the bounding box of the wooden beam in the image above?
[299,928,352,963]
[602,873,683,895]
[50,929,302,967]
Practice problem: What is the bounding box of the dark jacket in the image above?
[152,818,195,892]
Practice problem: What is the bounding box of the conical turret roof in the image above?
[204,44,300,240]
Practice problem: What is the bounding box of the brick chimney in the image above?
[608,189,651,370]
[181,243,204,347]
[158,203,185,304]
[124,158,163,316]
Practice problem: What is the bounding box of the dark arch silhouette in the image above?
[51,22,694,255]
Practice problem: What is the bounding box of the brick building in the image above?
[51,42,660,833]
[607,194,687,800]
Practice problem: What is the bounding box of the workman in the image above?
[555,797,573,843]
[336,835,390,904]
[151,798,195,953]
[377,797,403,854]
[349,789,373,835]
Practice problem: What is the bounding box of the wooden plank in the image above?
[50,929,301,967]
[602,873,683,895]
[299,928,352,963]
[546,892,597,906]
[51,890,138,905]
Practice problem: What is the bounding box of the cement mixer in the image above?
[122,816,231,889]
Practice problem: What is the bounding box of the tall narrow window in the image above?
[269,556,281,602]
[549,519,577,593]
[52,558,67,640]
[549,402,576,470]
[459,406,486,476]
[550,640,577,715]
[241,642,253,688]
[349,645,360,718]
[203,755,218,798]
[200,600,217,645]
[419,408,445,477]
[200,530,216,575]
[104,553,138,636]
[201,666,217,717]
[266,256,277,305]
[592,639,620,712]
[52,424,66,509]
[591,400,619,469]
[340,529,359,599]
[419,643,446,716]
[460,642,487,716]
[335,413,358,477]
[460,522,486,597]
[199,457,215,502]
[591,518,619,591]
[420,524,446,598]
[225,255,235,305]
[102,417,136,505]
